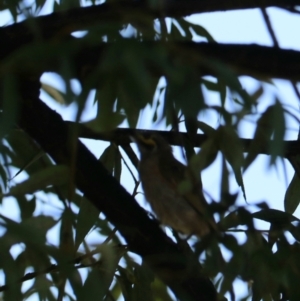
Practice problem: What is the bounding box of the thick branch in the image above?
[1,0,299,60]
[74,42,300,81]
[4,40,300,81]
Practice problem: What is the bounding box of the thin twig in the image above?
[117,145,139,185]
[261,7,279,47]
[291,81,300,101]
[0,264,57,292]
[225,229,269,233]
[132,181,140,197]
[103,227,118,244]
[0,244,128,292]
[120,144,139,169]
[261,7,300,102]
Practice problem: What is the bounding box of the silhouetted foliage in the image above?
[0,1,300,301]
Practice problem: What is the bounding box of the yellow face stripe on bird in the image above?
[136,134,156,147]
[133,134,158,153]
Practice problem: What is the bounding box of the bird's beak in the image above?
[131,133,156,149]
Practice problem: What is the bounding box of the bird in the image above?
[132,132,217,237]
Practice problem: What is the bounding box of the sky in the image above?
[1,3,300,301]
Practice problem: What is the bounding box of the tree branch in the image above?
[6,40,300,81]
[66,123,300,158]
[0,244,126,292]
[1,0,299,60]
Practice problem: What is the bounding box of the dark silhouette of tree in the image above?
[0,1,300,301]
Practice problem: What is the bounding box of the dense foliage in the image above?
[1,1,300,301]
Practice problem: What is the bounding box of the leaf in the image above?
[176,18,193,40]
[60,209,75,255]
[68,269,83,300]
[32,275,56,301]
[0,75,19,140]
[41,82,66,104]
[83,113,125,133]
[269,99,285,165]
[218,126,246,199]
[203,59,252,110]
[5,165,70,197]
[169,20,186,40]
[100,143,122,180]
[190,137,218,172]
[114,147,122,181]
[202,78,219,91]
[197,121,216,136]
[218,78,227,107]
[1,214,57,246]
[168,73,205,120]
[132,263,154,301]
[22,216,58,239]
[164,44,212,123]
[289,224,300,242]
[163,83,179,126]
[16,195,36,220]
[220,156,229,203]
[151,278,173,301]
[284,172,300,214]
[244,105,275,171]
[16,243,53,276]
[250,85,264,105]
[0,243,23,301]
[202,78,227,106]
[117,266,134,301]
[88,80,125,132]
[6,130,53,176]
[122,46,159,109]
[10,151,45,180]
[252,209,299,225]
[78,244,121,301]
[219,210,244,230]
[190,23,216,42]
[75,196,100,250]
[0,160,8,191]
[100,42,158,128]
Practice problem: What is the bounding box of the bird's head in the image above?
[131,133,172,158]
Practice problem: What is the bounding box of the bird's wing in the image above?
[159,154,217,232]
[159,155,207,213]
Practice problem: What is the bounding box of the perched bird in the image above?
[133,133,217,237]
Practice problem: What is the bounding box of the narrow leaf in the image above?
[284,172,300,214]
[41,82,66,104]
[190,137,218,173]
[197,121,216,136]
[5,165,70,197]
[269,99,285,165]
[218,126,246,199]
[189,23,216,42]
[244,105,275,171]
[60,209,75,255]
[75,196,100,250]
[78,244,120,301]
[132,263,154,301]
[252,208,299,224]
